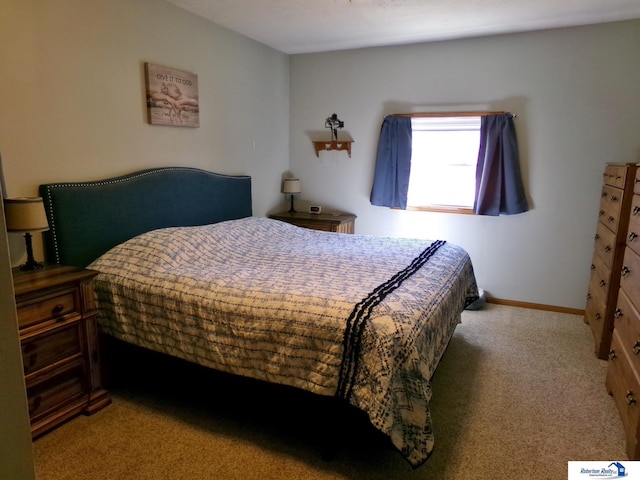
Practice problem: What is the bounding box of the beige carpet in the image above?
[33,304,627,479]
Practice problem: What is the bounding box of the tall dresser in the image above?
[606,165,640,459]
[585,163,637,359]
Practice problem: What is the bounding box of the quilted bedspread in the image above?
[89,216,478,467]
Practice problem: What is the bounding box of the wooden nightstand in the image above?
[12,264,111,438]
[269,211,356,234]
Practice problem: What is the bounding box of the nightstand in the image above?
[12,264,111,438]
[269,211,356,234]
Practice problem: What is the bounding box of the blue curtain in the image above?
[370,116,412,209]
[474,114,529,216]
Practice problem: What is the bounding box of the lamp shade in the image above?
[4,197,50,232]
[282,178,301,194]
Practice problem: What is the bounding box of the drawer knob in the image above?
[627,391,637,406]
[594,234,600,241]
[52,303,64,316]
[611,195,618,202]
[633,342,640,355]
[599,279,606,287]
[630,232,638,242]
[29,396,42,415]
[599,210,605,217]
[28,352,38,369]
[609,349,617,360]
[633,206,640,215]
[590,264,595,271]
[608,216,615,224]
[622,266,631,277]
[595,312,602,321]
[615,308,623,319]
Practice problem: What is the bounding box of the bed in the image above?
[39,166,478,468]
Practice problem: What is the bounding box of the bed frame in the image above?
[39,167,252,267]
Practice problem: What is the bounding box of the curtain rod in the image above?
[391,111,516,118]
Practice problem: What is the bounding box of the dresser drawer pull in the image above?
[622,266,631,277]
[608,216,615,224]
[604,245,612,253]
[630,232,638,242]
[634,342,640,355]
[590,264,595,271]
[627,391,637,406]
[52,303,65,316]
[595,312,602,320]
[29,396,42,415]
[594,233,600,241]
[599,210,605,218]
[599,279,606,287]
[609,349,617,360]
[633,206,640,215]
[586,292,592,300]
[610,195,618,202]
[615,308,623,319]
[27,352,38,370]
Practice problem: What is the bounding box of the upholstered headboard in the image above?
[39,167,252,268]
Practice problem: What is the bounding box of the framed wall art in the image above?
[144,63,199,127]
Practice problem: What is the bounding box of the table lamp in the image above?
[4,197,50,270]
[282,178,301,213]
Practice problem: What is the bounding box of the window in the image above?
[407,116,481,213]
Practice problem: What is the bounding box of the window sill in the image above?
[400,205,475,215]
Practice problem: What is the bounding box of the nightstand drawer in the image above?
[17,287,78,329]
[27,362,87,422]
[22,319,84,376]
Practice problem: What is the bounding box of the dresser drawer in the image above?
[16,287,79,330]
[604,164,630,189]
[613,289,640,373]
[621,247,640,307]
[588,250,612,302]
[599,185,625,234]
[606,329,640,458]
[27,361,87,423]
[585,292,607,351]
[594,220,618,268]
[628,194,640,257]
[21,319,84,377]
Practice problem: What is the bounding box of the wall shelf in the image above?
[312,140,353,157]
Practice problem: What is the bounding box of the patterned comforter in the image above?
[89,216,478,467]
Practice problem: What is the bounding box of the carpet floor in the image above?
[33,304,627,479]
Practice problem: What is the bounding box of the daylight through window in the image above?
[407,116,481,211]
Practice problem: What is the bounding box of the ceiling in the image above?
[164,0,640,54]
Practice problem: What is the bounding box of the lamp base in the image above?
[20,260,44,271]
[20,232,44,270]
[288,194,297,213]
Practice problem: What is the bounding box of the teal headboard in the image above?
[39,167,252,268]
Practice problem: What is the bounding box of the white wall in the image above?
[289,20,640,310]
[0,0,290,264]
